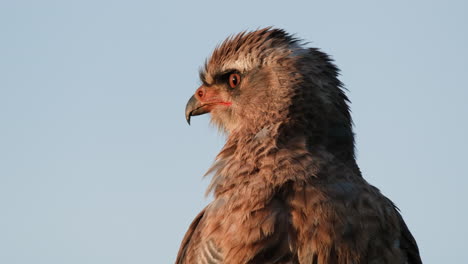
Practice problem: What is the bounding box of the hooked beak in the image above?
[185,86,232,125]
[185,95,210,125]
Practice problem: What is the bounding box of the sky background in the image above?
[1,0,467,263]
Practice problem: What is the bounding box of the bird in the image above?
[178,28,421,264]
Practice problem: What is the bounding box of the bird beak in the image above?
[185,95,209,125]
[185,86,232,125]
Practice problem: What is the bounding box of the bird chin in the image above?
[210,109,237,134]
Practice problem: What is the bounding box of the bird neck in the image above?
[206,123,360,198]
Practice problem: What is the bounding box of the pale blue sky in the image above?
[1,1,467,263]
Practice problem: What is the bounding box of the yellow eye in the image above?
[228,73,241,88]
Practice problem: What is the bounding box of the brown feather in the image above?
[177,28,421,264]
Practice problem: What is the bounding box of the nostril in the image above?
[197,89,204,98]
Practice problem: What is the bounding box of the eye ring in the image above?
[228,73,241,89]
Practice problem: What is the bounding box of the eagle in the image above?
[178,28,421,264]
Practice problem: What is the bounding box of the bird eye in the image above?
[228,73,241,89]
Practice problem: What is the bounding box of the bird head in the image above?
[185,28,354,161]
[185,28,300,133]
